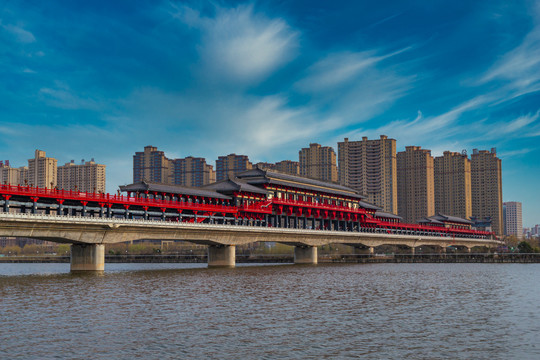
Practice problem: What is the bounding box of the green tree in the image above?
[57,244,70,255]
[518,241,534,253]
[2,245,22,256]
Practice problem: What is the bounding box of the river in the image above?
[1,263,539,359]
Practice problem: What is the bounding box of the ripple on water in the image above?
[0,263,539,359]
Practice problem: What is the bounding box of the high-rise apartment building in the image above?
[0,161,28,185]
[275,160,300,175]
[28,150,57,189]
[471,148,503,235]
[216,154,253,181]
[299,143,338,183]
[133,146,172,184]
[397,146,435,223]
[434,151,472,220]
[504,201,523,239]
[255,162,277,171]
[338,135,397,214]
[57,159,106,193]
[256,160,300,175]
[172,157,215,187]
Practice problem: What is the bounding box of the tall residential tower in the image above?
[338,135,397,214]
[504,201,523,239]
[28,150,57,189]
[57,159,106,193]
[434,151,472,220]
[172,157,215,187]
[133,146,172,184]
[299,143,338,183]
[471,148,503,235]
[216,154,253,181]
[397,146,435,223]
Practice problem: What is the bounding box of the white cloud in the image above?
[2,23,36,43]
[480,5,540,100]
[39,87,101,110]
[296,48,410,92]
[174,4,298,86]
[497,111,540,134]
[345,96,489,148]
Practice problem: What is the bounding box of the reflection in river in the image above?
[1,263,539,359]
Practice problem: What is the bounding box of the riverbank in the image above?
[1,253,540,263]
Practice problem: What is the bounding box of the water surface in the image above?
[1,263,539,359]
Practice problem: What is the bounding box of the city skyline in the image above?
[1,0,540,225]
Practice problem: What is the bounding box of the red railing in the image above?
[0,184,237,213]
[239,200,273,214]
[271,198,371,215]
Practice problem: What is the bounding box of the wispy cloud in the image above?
[173,4,298,86]
[1,23,36,43]
[347,96,489,147]
[479,5,540,101]
[38,85,101,110]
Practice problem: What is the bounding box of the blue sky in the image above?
[1,0,540,226]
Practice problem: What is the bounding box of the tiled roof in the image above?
[418,217,444,225]
[359,201,382,211]
[119,182,231,200]
[431,213,473,225]
[203,177,268,195]
[237,168,364,199]
[374,211,402,220]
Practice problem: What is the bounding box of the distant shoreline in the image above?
[1,253,539,264]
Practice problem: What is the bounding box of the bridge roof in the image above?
[374,211,402,220]
[430,213,473,225]
[203,177,268,195]
[236,168,364,199]
[359,201,382,211]
[119,182,231,200]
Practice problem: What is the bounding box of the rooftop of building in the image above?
[419,213,472,225]
[203,177,268,195]
[119,181,231,200]
[236,167,365,199]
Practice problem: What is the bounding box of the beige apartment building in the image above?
[216,154,253,181]
[397,146,435,223]
[338,135,397,214]
[57,159,106,193]
[133,146,172,184]
[275,160,300,175]
[434,151,472,220]
[504,201,523,239]
[256,160,300,175]
[28,150,57,189]
[172,156,215,187]
[0,163,28,186]
[471,148,503,235]
[299,143,338,183]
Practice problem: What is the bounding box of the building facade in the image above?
[57,159,106,193]
[256,160,300,175]
[503,201,523,239]
[172,156,215,187]
[133,146,172,184]
[471,148,504,235]
[28,150,57,189]
[434,151,472,220]
[338,135,397,214]
[397,146,435,223]
[0,161,28,186]
[216,154,253,181]
[299,143,338,183]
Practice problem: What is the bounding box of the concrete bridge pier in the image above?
[208,245,236,267]
[70,244,105,271]
[354,246,374,255]
[294,245,318,265]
